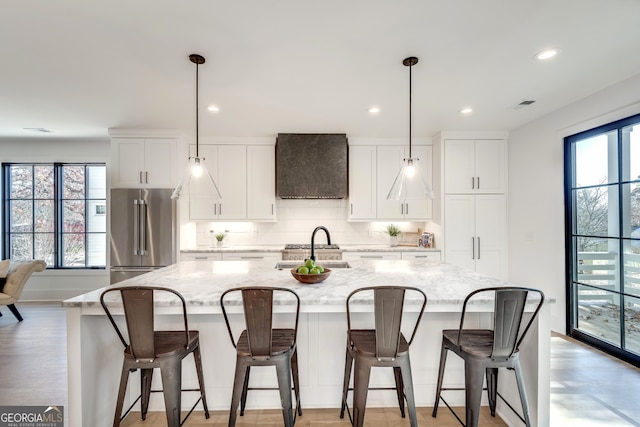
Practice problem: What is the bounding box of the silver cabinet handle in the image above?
[272,204,274,215]
[145,171,149,184]
[194,256,209,260]
[477,177,480,189]
[472,177,475,189]
[401,204,404,215]
[405,203,409,215]
[139,171,143,184]
[133,200,140,255]
[214,204,217,215]
[477,237,481,259]
[361,255,383,259]
[471,237,475,260]
[219,203,222,216]
[138,199,147,255]
[240,256,263,260]
[350,204,353,215]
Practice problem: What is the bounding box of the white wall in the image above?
[508,73,640,332]
[0,138,111,301]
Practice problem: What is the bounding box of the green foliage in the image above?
[385,224,401,237]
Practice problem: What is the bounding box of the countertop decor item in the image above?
[171,54,222,201]
[290,268,332,284]
[386,56,435,201]
[215,233,225,247]
[386,224,400,247]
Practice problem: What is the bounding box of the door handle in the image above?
[145,171,149,184]
[477,237,481,259]
[401,204,404,215]
[477,177,480,189]
[472,177,475,189]
[405,203,409,215]
[133,200,140,255]
[138,199,147,255]
[139,171,143,184]
[219,203,222,216]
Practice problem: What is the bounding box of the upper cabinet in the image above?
[377,145,433,220]
[188,144,275,221]
[348,143,433,221]
[111,137,177,188]
[444,139,506,194]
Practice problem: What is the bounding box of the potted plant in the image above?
[386,224,400,247]
[215,232,225,247]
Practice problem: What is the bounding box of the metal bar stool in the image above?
[432,286,545,427]
[339,286,427,427]
[220,287,302,427]
[100,286,209,427]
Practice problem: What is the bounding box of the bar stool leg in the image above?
[193,346,210,418]
[340,345,353,419]
[240,366,250,416]
[393,366,406,418]
[160,358,182,427]
[113,361,131,427]
[229,357,248,427]
[140,368,153,420]
[352,355,372,427]
[486,367,498,416]
[513,360,533,427]
[464,361,485,427]
[432,342,448,417]
[291,348,303,416]
[399,357,418,427]
[275,356,294,427]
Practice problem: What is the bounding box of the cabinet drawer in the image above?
[342,252,401,261]
[222,252,280,262]
[401,251,441,261]
[181,253,222,261]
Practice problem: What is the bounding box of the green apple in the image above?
[305,259,315,269]
[309,267,320,274]
[297,266,310,274]
[316,265,324,273]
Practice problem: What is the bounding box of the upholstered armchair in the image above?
[0,259,46,321]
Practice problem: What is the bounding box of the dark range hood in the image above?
[276,133,348,199]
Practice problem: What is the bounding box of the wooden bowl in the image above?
[290,268,332,284]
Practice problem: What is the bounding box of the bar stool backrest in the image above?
[221,287,300,358]
[458,287,545,362]
[100,286,190,362]
[347,286,427,361]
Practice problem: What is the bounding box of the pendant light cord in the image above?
[409,61,412,159]
[195,60,199,158]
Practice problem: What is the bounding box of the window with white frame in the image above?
[2,163,106,268]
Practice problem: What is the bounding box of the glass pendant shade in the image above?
[386,56,434,201]
[171,156,221,200]
[387,157,435,200]
[172,53,222,201]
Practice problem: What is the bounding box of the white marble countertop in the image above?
[63,260,544,312]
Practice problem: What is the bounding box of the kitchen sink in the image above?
[275,261,351,270]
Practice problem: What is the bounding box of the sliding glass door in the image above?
[565,113,640,365]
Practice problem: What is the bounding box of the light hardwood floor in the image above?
[2,304,640,426]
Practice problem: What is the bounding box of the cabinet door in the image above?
[404,145,433,219]
[222,252,280,262]
[474,195,506,279]
[217,145,247,220]
[342,251,401,261]
[144,138,177,188]
[474,140,506,194]
[401,251,441,261]
[348,146,377,220]
[112,138,145,188]
[444,194,476,271]
[188,145,220,220]
[376,146,406,219]
[181,252,222,261]
[247,145,276,220]
[444,140,475,194]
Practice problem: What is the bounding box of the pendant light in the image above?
[171,54,222,200]
[386,56,435,200]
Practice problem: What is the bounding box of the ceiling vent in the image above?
[512,100,536,110]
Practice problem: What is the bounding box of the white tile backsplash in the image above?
[188,199,429,248]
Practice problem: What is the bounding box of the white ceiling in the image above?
[1,0,640,141]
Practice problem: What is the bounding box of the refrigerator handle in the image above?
[133,199,141,255]
[139,199,147,255]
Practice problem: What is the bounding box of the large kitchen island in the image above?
[63,259,552,427]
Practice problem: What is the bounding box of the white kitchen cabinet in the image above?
[111,137,177,188]
[444,139,506,194]
[188,144,247,220]
[348,146,377,220]
[376,145,433,220]
[246,145,276,221]
[400,251,441,261]
[222,252,280,262]
[444,194,506,279]
[342,251,402,261]
[181,252,222,261]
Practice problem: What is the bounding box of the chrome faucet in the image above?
[310,226,331,262]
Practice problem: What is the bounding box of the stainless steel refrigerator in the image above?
[110,188,175,284]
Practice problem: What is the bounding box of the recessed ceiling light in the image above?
[368,106,380,114]
[534,49,558,61]
[207,105,219,112]
[460,107,473,114]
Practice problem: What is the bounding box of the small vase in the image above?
[390,236,398,247]
[217,240,223,247]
